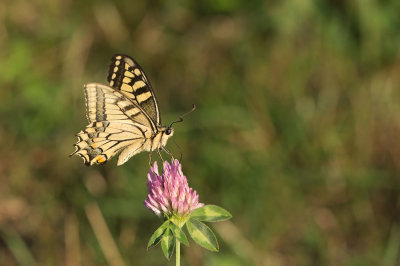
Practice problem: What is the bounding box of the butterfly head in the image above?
[166,126,173,136]
[159,126,174,147]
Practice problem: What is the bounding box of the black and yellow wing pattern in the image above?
[107,54,161,125]
[71,55,174,166]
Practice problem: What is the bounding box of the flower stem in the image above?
[176,239,180,266]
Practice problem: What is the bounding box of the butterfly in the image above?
[70,54,174,166]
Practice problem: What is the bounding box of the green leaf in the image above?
[191,205,232,222]
[161,229,175,260]
[186,218,219,251]
[147,220,170,249]
[169,222,189,246]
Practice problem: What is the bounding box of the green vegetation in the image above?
[1,0,400,265]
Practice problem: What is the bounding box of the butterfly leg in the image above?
[149,151,153,166]
[161,146,176,160]
[157,148,165,161]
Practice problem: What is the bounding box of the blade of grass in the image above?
[65,212,81,266]
[2,228,36,266]
[85,203,125,266]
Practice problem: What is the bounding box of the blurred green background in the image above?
[1,0,400,265]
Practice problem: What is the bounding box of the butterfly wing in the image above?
[107,54,161,126]
[71,83,156,165]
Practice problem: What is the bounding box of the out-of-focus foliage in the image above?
[1,0,400,265]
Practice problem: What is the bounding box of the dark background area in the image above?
[1,0,400,265]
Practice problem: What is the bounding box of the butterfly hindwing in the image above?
[74,121,144,165]
[107,54,161,126]
[71,83,154,165]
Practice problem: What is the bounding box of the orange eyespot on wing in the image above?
[95,155,107,164]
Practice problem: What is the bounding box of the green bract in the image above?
[169,222,189,246]
[186,218,219,252]
[190,205,232,222]
[161,229,175,260]
[147,220,170,249]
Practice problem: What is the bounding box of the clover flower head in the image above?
[144,159,203,218]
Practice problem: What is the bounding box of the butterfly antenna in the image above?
[169,104,196,128]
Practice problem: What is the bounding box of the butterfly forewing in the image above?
[107,54,161,126]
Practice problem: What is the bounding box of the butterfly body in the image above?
[71,55,173,166]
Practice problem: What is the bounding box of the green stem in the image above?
[176,239,180,266]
